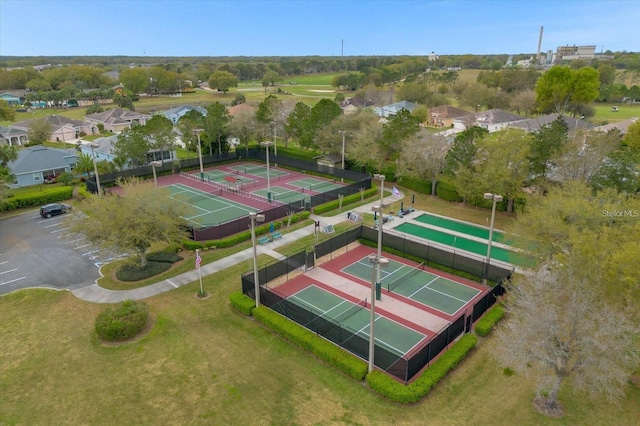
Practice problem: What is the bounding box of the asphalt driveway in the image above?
[0,209,102,296]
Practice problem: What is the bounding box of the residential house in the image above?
[7,146,78,187]
[0,126,29,146]
[10,115,91,144]
[428,105,471,128]
[509,113,595,133]
[78,134,176,169]
[0,90,26,106]
[593,117,639,135]
[452,109,526,133]
[85,108,150,133]
[162,104,207,124]
[373,101,418,118]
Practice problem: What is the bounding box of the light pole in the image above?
[260,141,273,202]
[338,130,346,182]
[373,173,385,289]
[250,212,266,307]
[89,143,102,197]
[194,129,204,180]
[368,253,388,373]
[150,160,162,188]
[483,192,503,285]
[271,121,278,157]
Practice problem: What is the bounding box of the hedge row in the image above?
[229,292,256,316]
[252,305,368,380]
[0,186,74,211]
[474,304,505,337]
[95,300,150,342]
[183,211,311,251]
[366,334,478,403]
[312,187,378,215]
[116,261,172,281]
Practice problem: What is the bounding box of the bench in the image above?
[271,232,282,240]
[258,237,270,245]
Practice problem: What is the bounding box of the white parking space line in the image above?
[0,261,8,265]
[82,250,100,256]
[0,276,27,286]
[43,223,63,229]
[66,237,85,243]
[75,243,92,249]
[0,268,18,275]
[51,227,71,233]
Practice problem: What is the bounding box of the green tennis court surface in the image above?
[201,170,254,185]
[290,285,425,356]
[228,164,289,178]
[287,177,344,192]
[168,183,259,227]
[252,185,310,204]
[342,257,480,316]
[395,222,536,268]
[414,213,507,242]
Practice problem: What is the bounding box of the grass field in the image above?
[2,269,639,425]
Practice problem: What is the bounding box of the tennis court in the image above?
[228,163,290,179]
[168,183,259,227]
[287,177,344,192]
[342,256,480,316]
[252,185,310,204]
[289,285,426,357]
[201,169,255,186]
[394,222,535,267]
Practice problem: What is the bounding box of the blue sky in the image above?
[1,0,638,57]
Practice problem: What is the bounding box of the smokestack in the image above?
[537,26,544,65]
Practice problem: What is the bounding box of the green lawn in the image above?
[593,103,640,123]
[2,270,639,425]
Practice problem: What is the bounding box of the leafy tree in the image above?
[553,129,619,184]
[86,103,104,115]
[231,93,246,106]
[27,118,53,145]
[535,66,600,114]
[143,116,175,160]
[113,93,135,110]
[380,109,420,160]
[262,70,281,87]
[256,94,281,125]
[208,70,238,93]
[597,63,617,86]
[119,67,150,94]
[73,153,95,177]
[445,126,487,173]
[0,99,15,121]
[203,102,231,155]
[509,90,537,116]
[0,144,18,167]
[229,109,256,155]
[177,110,205,156]
[300,99,342,149]
[590,148,640,193]
[623,120,640,150]
[285,102,311,143]
[113,126,150,168]
[69,177,190,267]
[527,116,568,183]
[397,130,448,195]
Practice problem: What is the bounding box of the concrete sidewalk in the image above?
[72,191,404,303]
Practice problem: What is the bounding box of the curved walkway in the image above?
[72,192,405,303]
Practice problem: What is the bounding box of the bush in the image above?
[435,179,463,202]
[475,304,505,337]
[116,261,172,281]
[146,251,183,263]
[313,188,377,215]
[0,186,74,212]
[252,306,368,380]
[366,334,478,403]
[229,292,255,316]
[95,300,149,342]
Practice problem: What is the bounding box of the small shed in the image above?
[313,154,342,168]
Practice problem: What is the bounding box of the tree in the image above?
[27,118,53,145]
[553,129,619,184]
[203,102,231,155]
[495,263,639,415]
[113,126,150,168]
[0,99,15,121]
[510,90,537,116]
[69,178,190,267]
[380,109,421,160]
[177,110,205,156]
[262,70,281,87]
[623,120,640,150]
[285,102,311,144]
[208,70,238,93]
[397,130,448,195]
[86,103,104,115]
[590,147,640,193]
[143,115,175,161]
[229,109,256,155]
[119,67,149,94]
[73,153,95,177]
[535,66,600,114]
[300,99,342,149]
[527,116,568,183]
[0,144,18,167]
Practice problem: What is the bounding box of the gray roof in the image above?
[0,126,27,137]
[429,105,472,118]
[8,146,78,175]
[509,113,594,132]
[11,114,86,131]
[164,104,207,116]
[593,117,639,134]
[85,108,150,125]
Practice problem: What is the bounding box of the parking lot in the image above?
[0,209,105,296]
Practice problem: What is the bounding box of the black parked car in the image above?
[40,203,72,218]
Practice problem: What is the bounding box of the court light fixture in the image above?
[368,253,389,373]
[482,193,503,285]
[250,212,266,307]
[150,160,162,188]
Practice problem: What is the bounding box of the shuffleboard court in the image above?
[289,285,425,357]
[168,183,259,227]
[341,256,480,316]
[394,222,536,268]
[414,213,507,242]
[252,185,310,204]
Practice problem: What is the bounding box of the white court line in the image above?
[0,276,26,285]
[0,268,18,275]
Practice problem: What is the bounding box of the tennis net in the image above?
[243,165,265,174]
[387,263,425,292]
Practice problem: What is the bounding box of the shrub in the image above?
[0,186,73,211]
[95,300,149,342]
[435,179,463,202]
[252,306,368,380]
[116,261,171,281]
[229,292,255,316]
[475,304,505,337]
[366,334,478,403]
[313,188,377,215]
[146,251,183,263]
